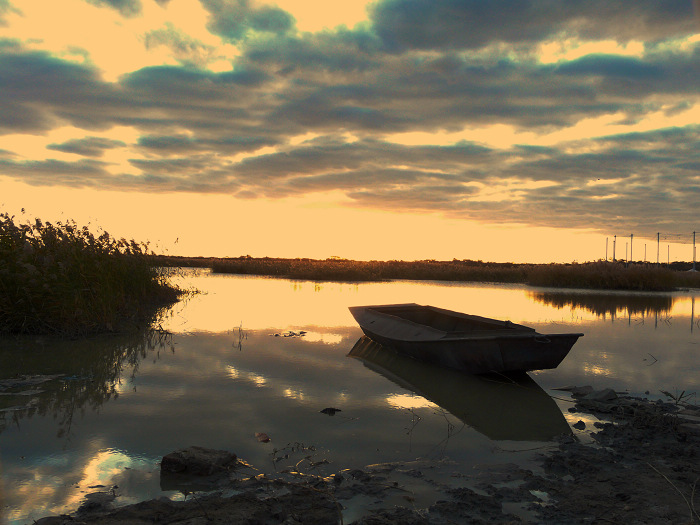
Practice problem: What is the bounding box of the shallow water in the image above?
[1,269,699,523]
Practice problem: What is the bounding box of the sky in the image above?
[1,0,699,263]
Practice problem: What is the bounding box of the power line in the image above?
[604,230,697,263]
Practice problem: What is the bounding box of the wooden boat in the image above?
[348,336,572,441]
[348,303,583,375]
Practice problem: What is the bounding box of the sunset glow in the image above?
[2,0,699,263]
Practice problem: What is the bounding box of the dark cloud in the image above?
[0,0,13,26]
[136,134,278,155]
[2,29,695,137]
[244,28,382,73]
[0,44,124,134]
[84,0,142,17]
[286,169,478,205]
[347,184,477,212]
[120,64,270,104]
[143,23,220,68]
[500,149,669,183]
[128,155,219,174]
[232,138,495,182]
[247,5,295,34]
[556,55,663,80]
[200,0,294,41]
[47,137,126,157]
[1,2,699,237]
[0,158,110,187]
[223,126,700,237]
[370,0,697,52]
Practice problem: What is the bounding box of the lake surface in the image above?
[2,270,699,523]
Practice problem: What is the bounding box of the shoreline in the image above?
[34,388,700,524]
[155,256,700,293]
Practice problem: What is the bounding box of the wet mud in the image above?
[34,389,700,524]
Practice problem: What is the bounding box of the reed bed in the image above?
[526,261,682,291]
[0,213,182,336]
[155,256,700,291]
[204,257,530,283]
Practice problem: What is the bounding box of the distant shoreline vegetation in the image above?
[0,213,183,336]
[156,255,700,292]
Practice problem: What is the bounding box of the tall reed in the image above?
[0,212,182,336]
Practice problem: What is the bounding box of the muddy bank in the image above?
[36,389,700,524]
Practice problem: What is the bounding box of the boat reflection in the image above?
[348,336,571,442]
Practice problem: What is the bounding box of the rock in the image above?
[161,446,237,476]
[332,473,344,484]
[573,420,586,430]
[352,506,429,524]
[255,432,271,443]
[678,408,700,422]
[583,388,617,402]
[33,517,74,525]
[555,385,594,396]
[346,468,372,482]
[77,491,116,513]
[679,423,700,436]
[558,434,577,444]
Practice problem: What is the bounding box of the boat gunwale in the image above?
[349,303,584,342]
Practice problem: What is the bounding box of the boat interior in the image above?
[366,305,534,333]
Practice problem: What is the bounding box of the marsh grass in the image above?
[526,261,682,291]
[0,212,182,336]
[205,257,530,283]
[161,256,700,292]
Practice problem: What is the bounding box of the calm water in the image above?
[2,270,699,523]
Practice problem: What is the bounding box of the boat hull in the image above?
[349,303,582,375]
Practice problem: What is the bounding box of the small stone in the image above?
[573,420,586,430]
[161,446,237,476]
[556,385,594,397]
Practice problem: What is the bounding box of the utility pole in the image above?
[605,237,608,261]
[694,231,696,271]
[630,233,633,263]
[613,235,616,262]
[657,232,660,265]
